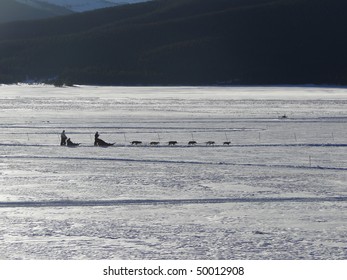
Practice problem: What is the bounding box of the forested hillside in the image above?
[0,0,346,85]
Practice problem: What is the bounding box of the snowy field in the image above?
[0,85,346,260]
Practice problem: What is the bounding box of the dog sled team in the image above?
[61,130,231,147]
[60,130,114,147]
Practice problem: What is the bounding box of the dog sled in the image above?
[66,138,80,147]
[95,138,115,147]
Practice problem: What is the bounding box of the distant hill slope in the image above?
[0,0,347,85]
[29,0,151,12]
[0,0,72,23]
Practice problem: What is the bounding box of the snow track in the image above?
[0,196,346,208]
[1,154,347,171]
[1,142,347,148]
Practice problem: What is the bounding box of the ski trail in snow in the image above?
[1,155,346,171]
[0,143,346,148]
[0,197,345,208]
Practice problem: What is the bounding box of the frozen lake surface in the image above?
[0,85,346,259]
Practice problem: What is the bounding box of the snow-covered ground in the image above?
[0,85,346,259]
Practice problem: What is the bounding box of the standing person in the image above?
[94,131,99,146]
[60,130,67,146]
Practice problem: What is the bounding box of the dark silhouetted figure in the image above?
[94,132,114,147]
[60,130,67,146]
[94,131,99,146]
